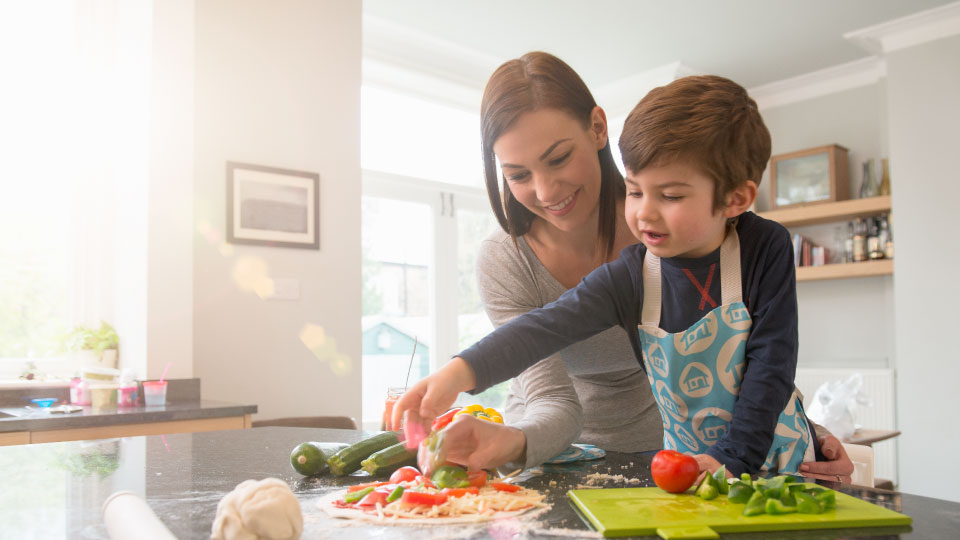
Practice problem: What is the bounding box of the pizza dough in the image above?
[316,489,549,525]
[211,478,303,540]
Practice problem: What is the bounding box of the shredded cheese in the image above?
[357,485,548,522]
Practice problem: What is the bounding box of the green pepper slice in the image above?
[728,481,755,504]
[743,490,768,516]
[431,464,469,489]
[344,486,374,504]
[814,489,836,510]
[386,485,404,503]
[712,466,729,495]
[795,491,821,514]
[765,498,797,515]
[695,473,719,500]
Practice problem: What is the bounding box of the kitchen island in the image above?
[0,427,956,539]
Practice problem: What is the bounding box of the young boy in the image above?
[393,75,819,476]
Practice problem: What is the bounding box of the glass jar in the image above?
[382,386,405,430]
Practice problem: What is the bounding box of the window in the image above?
[0,2,149,379]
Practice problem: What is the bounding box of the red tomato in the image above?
[357,490,389,507]
[466,470,487,488]
[400,490,448,506]
[490,482,521,492]
[431,408,463,431]
[389,466,421,484]
[650,450,699,493]
[441,487,479,498]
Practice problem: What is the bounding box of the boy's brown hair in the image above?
[618,75,771,210]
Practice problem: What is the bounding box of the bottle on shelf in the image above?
[852,218,868,262]
[879,158,891,196]
[844,221,854,263]
[867,217,884,260]
[882,213,894,259]
[859,159,879,199]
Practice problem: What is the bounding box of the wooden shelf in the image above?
[796,259,893,282]
[758,195,891,227]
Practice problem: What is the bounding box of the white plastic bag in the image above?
[806,373,872,440]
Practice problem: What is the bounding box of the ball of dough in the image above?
[211,477,302,540]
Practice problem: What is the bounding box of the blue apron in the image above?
[637,227,813,473]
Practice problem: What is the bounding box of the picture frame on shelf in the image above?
[769,144,849,210]
[226,161,320,250]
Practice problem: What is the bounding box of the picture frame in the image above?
[226,162,320,250]
[769,144,849,210]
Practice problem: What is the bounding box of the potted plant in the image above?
[60,321,119,369]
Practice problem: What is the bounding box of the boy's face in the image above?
[624,162,731,259]
[494,108,607,233]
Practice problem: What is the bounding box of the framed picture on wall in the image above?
[769,144,849,209]
[226,162,320,249]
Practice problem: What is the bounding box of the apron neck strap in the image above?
[641,225,743,327]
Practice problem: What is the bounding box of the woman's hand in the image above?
[440,414,528,470]
[799,435,855,483]
[692,453,733,480]
[388,357,477,432]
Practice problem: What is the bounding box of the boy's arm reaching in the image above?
[705,224,800,475]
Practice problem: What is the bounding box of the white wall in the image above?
[758,84,895,371]
[886,33,960,502]
[193,0,362,421]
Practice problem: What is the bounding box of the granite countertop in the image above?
[0,400,257,433]
[0,426,957,539]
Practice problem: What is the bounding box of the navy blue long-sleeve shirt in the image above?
[459,211,802,475]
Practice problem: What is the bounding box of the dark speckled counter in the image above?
[0,400,257,433]
[0,427,957,539]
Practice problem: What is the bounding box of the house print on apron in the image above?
[637,227,814,473]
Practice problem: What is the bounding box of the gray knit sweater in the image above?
[476,229,663,467]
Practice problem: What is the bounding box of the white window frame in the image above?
[362,168,491,372]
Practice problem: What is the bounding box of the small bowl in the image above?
[31,398,58,408]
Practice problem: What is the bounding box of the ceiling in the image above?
[363,0,954,95]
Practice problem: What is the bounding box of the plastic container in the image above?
[117,369,139,407]
[70,378,91,406]
[90,383,119,410]
[82,366,120,383]
[142,381,167,407]
[30,398,57,408]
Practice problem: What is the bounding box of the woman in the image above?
[416,51,853,482]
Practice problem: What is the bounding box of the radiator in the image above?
[795,368,897,484]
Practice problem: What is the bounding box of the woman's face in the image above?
[493,107,607,233]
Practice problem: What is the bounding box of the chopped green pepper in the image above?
[765,498,797,515]
[344,486,374,504]
[431,464,469,489]
[795,491,821,514]
[727,481,755,504]
[696,473,719,500]
[386,485,404,503]
[740,473,752,483]
[743,490,768,516]
[713,466,729,495]
[814,489,836,510]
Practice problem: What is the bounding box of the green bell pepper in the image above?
[765,498,797,515]
[696,471,719,500]
[795,491,821,514]
[814,489,836,510]
[727,481,755,504]
[712,465,729,495]
[386,485,404,503]
[743,490,768,516]
[431,464,469,489]
[344,486,374,504]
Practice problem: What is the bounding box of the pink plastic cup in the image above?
[142,381,168,407]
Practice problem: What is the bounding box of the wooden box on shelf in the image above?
[769,144,849,210]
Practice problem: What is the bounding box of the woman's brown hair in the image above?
[480,51,625,260]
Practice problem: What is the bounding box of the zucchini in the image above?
[327,432,400,476]
[361,441,417,476]
[290,441,350,476]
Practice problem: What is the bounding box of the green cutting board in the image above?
[567,487,911,539]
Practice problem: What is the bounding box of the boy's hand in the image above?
[388,357,477,433]
[798,435,854,483]
[692,454,733,485]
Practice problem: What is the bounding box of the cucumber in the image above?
[290,441,350,476]
[327,432,400,476]
[361,442,417,476]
